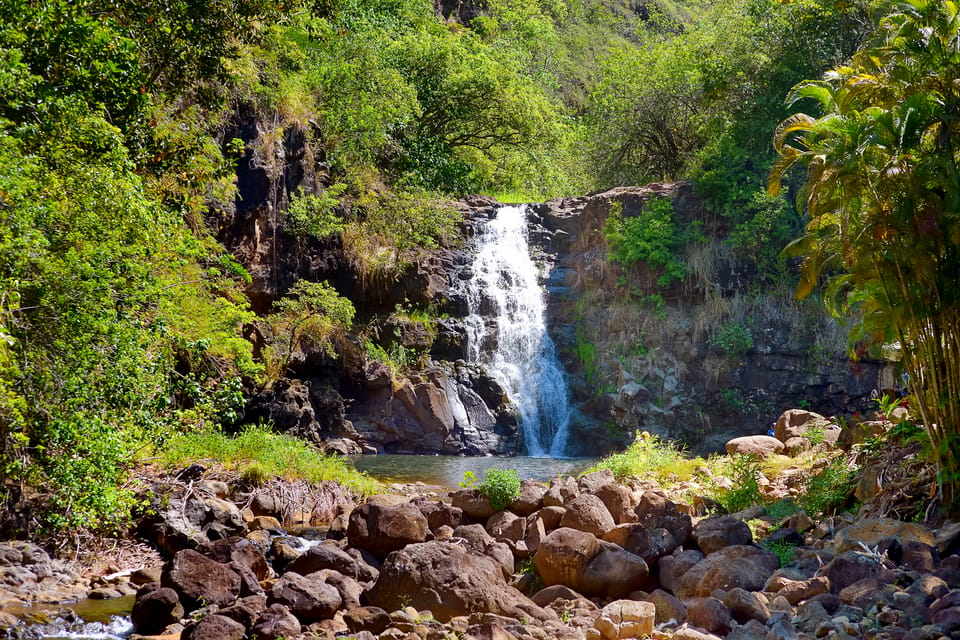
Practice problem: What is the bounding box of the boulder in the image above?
[452,489,498,520]
[343,606,392,635]
[593,483,637,524]
[533,527,649,598]
[634,492,691,546]
[692,515,753,554]
[658,549,704,595]
[347,502,429,556]
[592,599,655,640]
[602,524,668,564]
[161,549,240,610]
[774,409,829,442]
[543,476,579,507]
[285,542,360,579]
[181,614,245,640]
[268,571,341,623]
[578,469,616,494]
[487,511,526,542]
[723,587,770,624]
[684,597,732,636]
[647,588,687,624]
[511,481,546,516]
[419,500,464,531]
[197,537,267,577]
[833,518,935,553]
[140,494,246,555]
[131,587,184,634]
[725,435,784,457]
[366,540,552,623]
[673,546,779,600]
[823,550,897,594]
[250,603,302,640]
[560,494,616,536]
[218,595,268,629]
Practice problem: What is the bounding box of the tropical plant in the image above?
[478,468,522,511]
[769,0,960,509]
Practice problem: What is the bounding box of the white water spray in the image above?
[464,205,572,457]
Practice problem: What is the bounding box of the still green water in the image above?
[349,454,597,486]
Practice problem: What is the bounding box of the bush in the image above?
[797,457,857,517]
[710,321,754,359]
[591,433,704,483]
[479,468,522,511]
[715,454,765,513]
[159,424,380,495]
[605,199,701,287]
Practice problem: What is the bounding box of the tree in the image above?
[770,0,960,509]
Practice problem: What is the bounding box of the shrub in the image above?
[479,468,522,511]
[715,454,764,513]
[797,456,857,517]
[604,198,703,287]
[159,424,380,495]
[710,321,754,358]
[591,433,704,483]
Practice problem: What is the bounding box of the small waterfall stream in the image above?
[465,205,572,457]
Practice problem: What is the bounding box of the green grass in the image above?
[589,433,707,483]
[157,424,380,495]
[488,191,540,204]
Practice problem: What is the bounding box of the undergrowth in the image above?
[590,433,707,484]
[157,424,380,495]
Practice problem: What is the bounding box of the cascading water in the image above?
[465,205,572,457]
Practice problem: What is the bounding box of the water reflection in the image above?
[349,454,596,487]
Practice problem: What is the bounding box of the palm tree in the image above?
[770,0,960,510]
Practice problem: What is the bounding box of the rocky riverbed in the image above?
[0,411,956,640]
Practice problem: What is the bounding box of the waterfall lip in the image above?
[463,204,572,457]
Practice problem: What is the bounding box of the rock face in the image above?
[366,541,551,622]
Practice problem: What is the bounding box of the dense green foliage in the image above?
[478,467,522,511]
[160,424,380,494]
[771,0,960,509]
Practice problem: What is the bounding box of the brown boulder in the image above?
[347,502,428,556]
[673,546,779,600]
[250,603,302,640]
[451,488,497,519]
[343,606,391,635]
[487,511,526,542]
[593,483,637,524]
[285,542,360,579]
[823,550,897,594]
[684,597,732,636]
[367,540,552,622]
[635,491,691,546]
[533,527,649,598]
[131,587,184,634]
[647,588,687,624]
[560,494,616,536]
[774,409,829,441]
[198,537,270,580]
[602,524,667,564]
[833,517,935,553]
[511,481,546,516]
[181,614,245,640]
[723,587,770,624]
[725,435,784,457]
[592,599,655,640]
[268,571,341,623]
[161,549,240,610]
[692,515,753,554]
[658,549,704,594]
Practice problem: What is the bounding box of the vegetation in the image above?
[3,0,960,535]
[478,468,523,511]
[590,433,706,484]
[159,424,380,495]
[770,0,960,509]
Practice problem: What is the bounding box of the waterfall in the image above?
[464,205,572,457]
